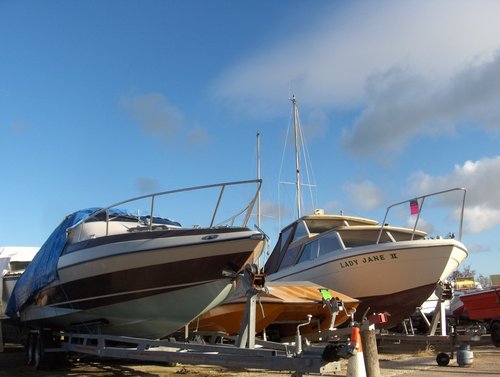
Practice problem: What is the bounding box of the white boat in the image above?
[417,277,479,319]
[264,96,468,327]
[1,247,39,318]
[6,180,265,339]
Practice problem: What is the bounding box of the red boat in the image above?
[460,286,500,320]
[459,286,500,347]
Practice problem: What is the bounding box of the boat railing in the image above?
[74,179,262,237]
[376,187,467,244]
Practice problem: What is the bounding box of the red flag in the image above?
[410,199,419,215]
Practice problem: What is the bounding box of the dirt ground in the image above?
[3,342,305,377]
[0,335,498,377]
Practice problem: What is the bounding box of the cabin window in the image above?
[279,245,302,269]
[341,238,373,248]
[297,231,343,264]
[292,220,309,242]
[297,242,316,263]
[279,226,294,255]
[317,232,343,257]
[340,229,394,248]
[271,225,295,271]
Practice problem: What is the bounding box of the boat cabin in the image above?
[264,214,427,274]
[67,214,182,243]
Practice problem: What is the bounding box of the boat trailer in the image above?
[26,328,345,375]
[375,282,486,367]
[20,266,356,375]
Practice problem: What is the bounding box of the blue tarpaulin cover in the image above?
[6,208,103,318]
[6,207,180,318]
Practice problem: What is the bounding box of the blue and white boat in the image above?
[6,180,265,339]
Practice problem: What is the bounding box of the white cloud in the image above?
[323,200,343,215]
[342,52,500,157]
[301,108,328,142]
[409,156,500,233]
[187,126,211,147]
[136,177,160,193]
[466,242,490,254]
[211,0,500,118]
[9,120,30,133]
[344,180,384,211]
[260,200,292,221]
[121,93,183,142]
[120,92,210,147]
[407,217,434,235]
[464,205,500,234]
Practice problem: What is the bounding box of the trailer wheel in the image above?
[491,321,500,347]
[26,332,37,365]
[34,333,44,370]
[34,330,55,370]
[436,352,450,366]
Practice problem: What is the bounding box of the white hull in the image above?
[20,279,233,339]
[269,97,468,326]
[57,232,258,283]
[269,239,467,298]
[19,232,263,338]
[7,180,265,339]
[268,239,467,325]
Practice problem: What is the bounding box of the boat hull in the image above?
[268,240,467,326]
[460,288,500,320]
[19,231,264,339]
[191,282,358,337]
[21,279,233,339]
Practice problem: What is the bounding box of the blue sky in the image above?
[2,1,500,277]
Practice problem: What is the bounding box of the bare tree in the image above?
[449,264,491,288]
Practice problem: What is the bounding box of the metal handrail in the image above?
[210,185,226,228]
[72,179,262,236]
[376,187,467,244]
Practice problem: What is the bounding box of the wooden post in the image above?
[361,326,380,377]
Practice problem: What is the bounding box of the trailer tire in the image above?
[34,333,44,370]
[436,352,450,366]
[491,321,500,348]
[34,330,56,370]
[26,332,37,365]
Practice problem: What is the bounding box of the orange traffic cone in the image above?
[346,326,367,377]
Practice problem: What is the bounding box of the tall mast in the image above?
[256,132,261,228]
[292,95,302,218]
